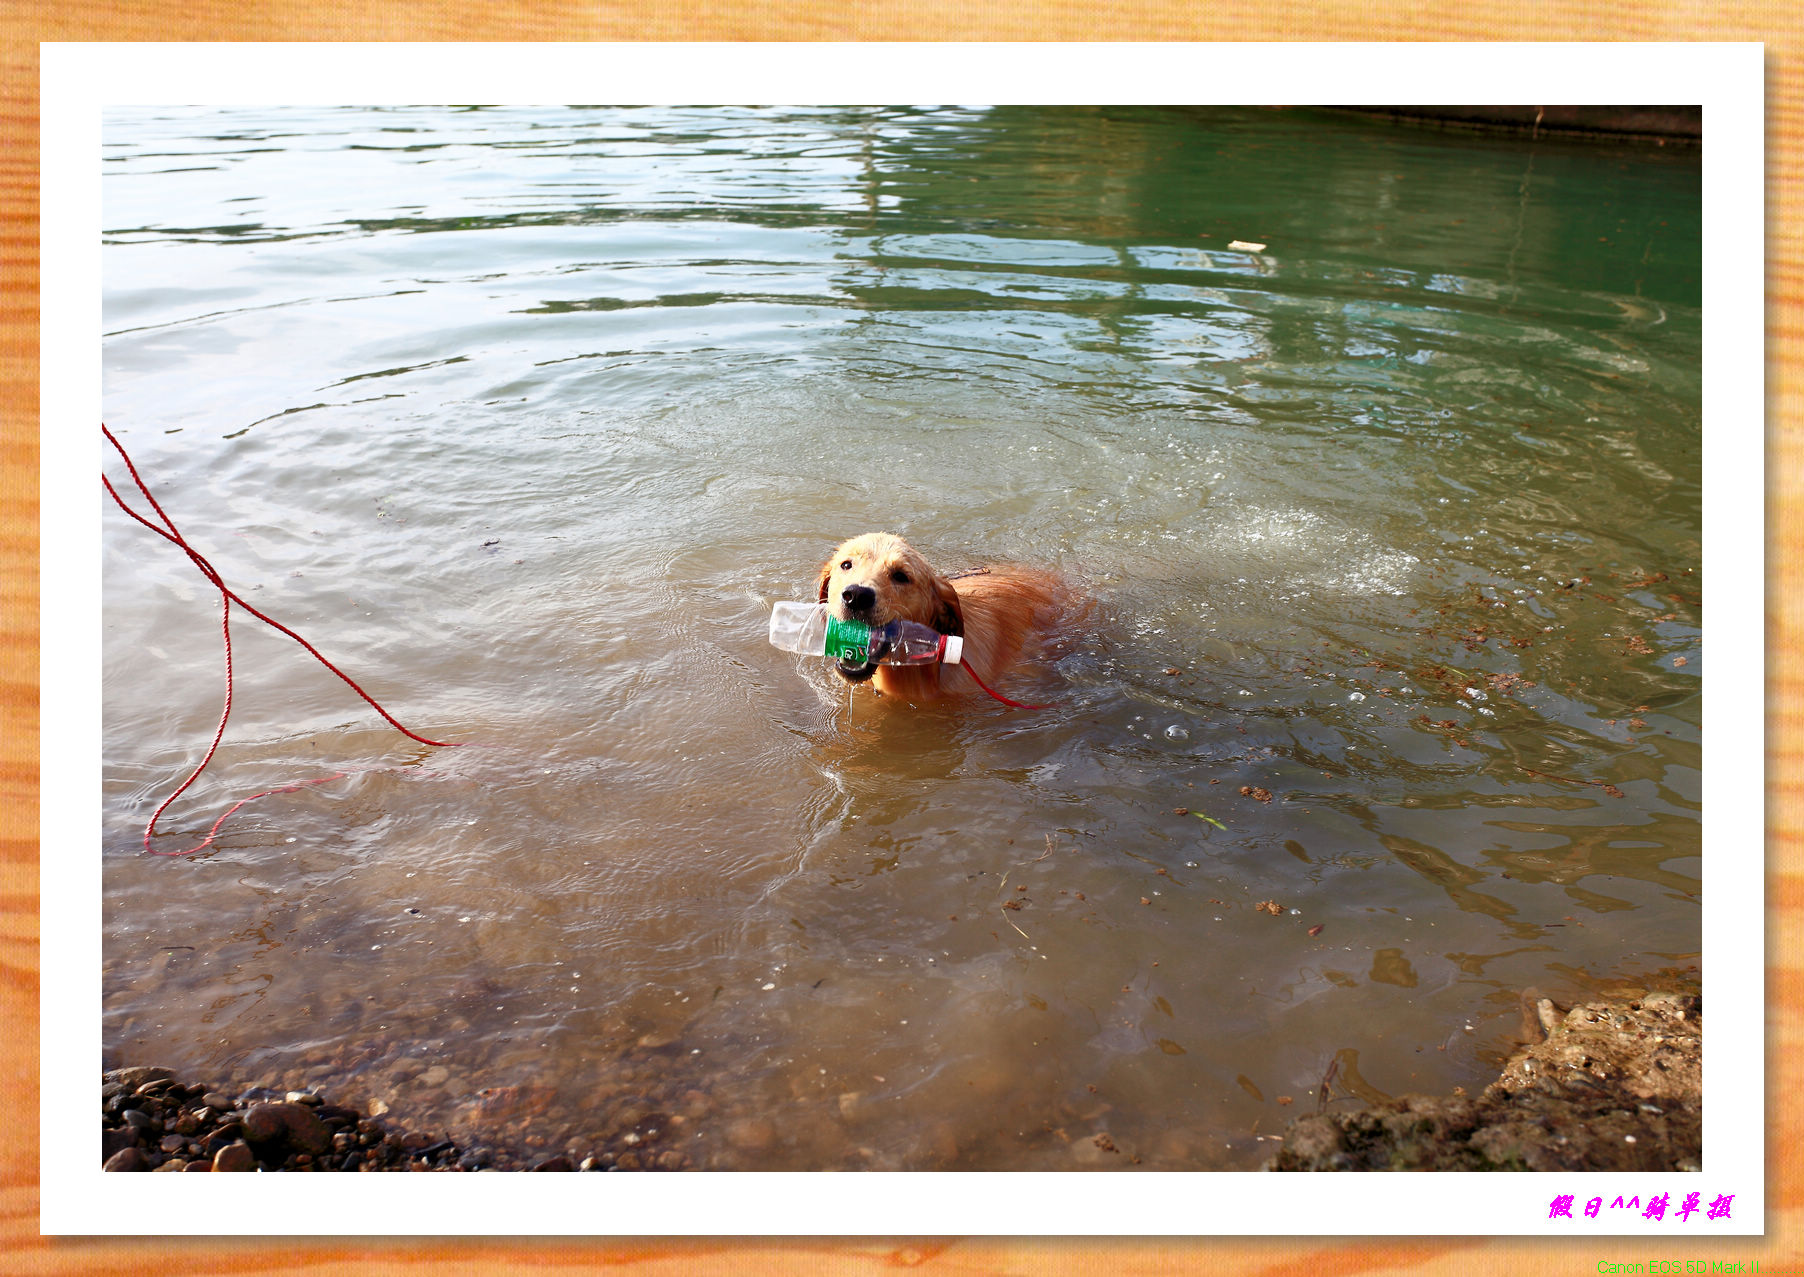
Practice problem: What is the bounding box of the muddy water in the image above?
[100,106,1701,1170]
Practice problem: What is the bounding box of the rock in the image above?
[159,1134,186,1154]
[725,1118,776,1154]
[183,1160,212,1171]
[202,1124,244,1156]
[419,1066,450,1088]
[120,1108,158,1135]
[152,1158,187,1172]
[100,1127,139,1162]
[201,1092,233,1111]
[243,1102,332,1156]
[1269,987,1703,1172]
[212,1142,255,1173]
[285,1090,323,1106]
[531,1155,574,1171]
[106,1066,175,1092]
[103,1146,148,1172]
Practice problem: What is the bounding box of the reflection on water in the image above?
[101,106,1700,1169]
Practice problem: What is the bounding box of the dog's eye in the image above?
[890,569,911,585]
[840,559,853,571]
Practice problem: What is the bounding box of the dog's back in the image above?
[937,567,1068,697]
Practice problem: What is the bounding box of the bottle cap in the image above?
[941,635,963,665]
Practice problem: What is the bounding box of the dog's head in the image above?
[816,533,964,683]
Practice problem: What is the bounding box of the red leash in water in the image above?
[102,424,461,856]
[957,658,1050,711]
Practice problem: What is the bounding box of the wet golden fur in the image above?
[815,532,1068,703]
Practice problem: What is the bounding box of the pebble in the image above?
[106,1066,175,1093]
[725,1118,776,1154]
[103,1146,148,1172]
[212,1142,255,1173]
[244,1101,332,1156]
[121,1108,158,1134]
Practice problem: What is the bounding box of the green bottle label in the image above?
[824,615,872,663]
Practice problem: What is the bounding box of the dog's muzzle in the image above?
[833,582,882,681]
[835,657,879,683]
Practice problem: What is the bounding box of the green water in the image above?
[100,106,1700,1170]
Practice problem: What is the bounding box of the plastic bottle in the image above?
[768,601,963,666]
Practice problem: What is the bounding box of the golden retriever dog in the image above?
[816,532,1069,703]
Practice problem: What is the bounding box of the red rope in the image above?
[102,423,460,856]
[957,657,1050,711]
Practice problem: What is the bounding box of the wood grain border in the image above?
[4,11,1797,1274]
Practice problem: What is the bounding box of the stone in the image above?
[243,1101,332,1156]
[152,1158,187,1172]
[120,1108,158,1134]
[103,1146,148,1172]
[202,1124,244,1156]
[101,1126,139,1162]
[212,1141,255,1173]
[725,1118,776,1154]
[419,1066,451,1088]
[531,1155,574,1171]
[106,1066,175,1092]
[159,1134,186,1154]
[183,1160,212,1171]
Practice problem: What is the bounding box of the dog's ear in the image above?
[816,558,834,604]
[931,576,964,637]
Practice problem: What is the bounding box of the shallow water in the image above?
[100,105,1701,1170]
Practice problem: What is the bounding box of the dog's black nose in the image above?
[841,583,877,615]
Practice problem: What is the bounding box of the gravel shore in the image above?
[105,988,1701,1173]
[101,1066,616,1172]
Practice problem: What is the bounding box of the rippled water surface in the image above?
[100,106,1702,1171]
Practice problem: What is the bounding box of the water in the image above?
[100,105,1701,1171]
